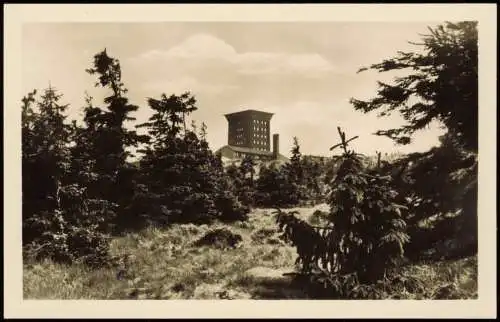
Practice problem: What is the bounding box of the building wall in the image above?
[227,114,247,147]
[226,110,273,151]
[217,145,236,159]
[249,111,271,152]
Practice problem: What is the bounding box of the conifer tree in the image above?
[22,86,71,245]
[351,22,477,152]
[288,137,303,182]
[22,87,114,266]
[240,154,256,183]
[74,49,148,230]
[276,128,410,292]
[237,154,257,206]
[280,137,306,206]
[254,163,291,207]
[137,92,248,224]
[301,156,325,204]
[349,22,478,257]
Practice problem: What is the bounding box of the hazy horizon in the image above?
[22,22,447,158]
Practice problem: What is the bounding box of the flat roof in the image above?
[227,145,274,156]
[216,145,289,160]
[224,109,274,117]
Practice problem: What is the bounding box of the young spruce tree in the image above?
[23,87,114,267]
[276,127,410,296]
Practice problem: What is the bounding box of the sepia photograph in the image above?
[4,3,497,319]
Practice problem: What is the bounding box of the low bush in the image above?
[193,228,243,249]
[23,184,115,268]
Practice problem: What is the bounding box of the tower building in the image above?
[215,109,287,162]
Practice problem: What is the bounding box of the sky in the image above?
[22,22,447,158]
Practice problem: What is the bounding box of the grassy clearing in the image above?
[23,205,477,300]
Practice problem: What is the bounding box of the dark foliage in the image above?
[350,22,478,152]
[135,92,249,226]
[235,154,258,206]
[350,22,478,258]
[254,163,297,208]
[252,137,325,208]
[276,127,410,290]
[72,49,149,232]
[22,87,115,267]
[387,135,478,259]
[22,50,248,267]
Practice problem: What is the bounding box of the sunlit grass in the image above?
[23,204,477,300]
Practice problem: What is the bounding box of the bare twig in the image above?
[24,242,51,255]
[330,127,359,154]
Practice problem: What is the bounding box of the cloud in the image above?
[133,33,335,77]
[141,76,239,96]
[140,34,236,61]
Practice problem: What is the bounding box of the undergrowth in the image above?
[23,206,477,300]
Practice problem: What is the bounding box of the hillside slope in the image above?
[24,204,477,300]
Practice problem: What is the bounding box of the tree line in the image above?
[224,137,332,209]
[22,21,478,289]
[21,49,330,267]
[22,50,247,266]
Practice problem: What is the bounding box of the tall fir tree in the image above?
[74,49,148,230]
[351,22,477,152]
[350,22,478,257]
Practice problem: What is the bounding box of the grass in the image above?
[23,204,478,300]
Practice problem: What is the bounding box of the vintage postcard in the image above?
[3,3,497,319]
